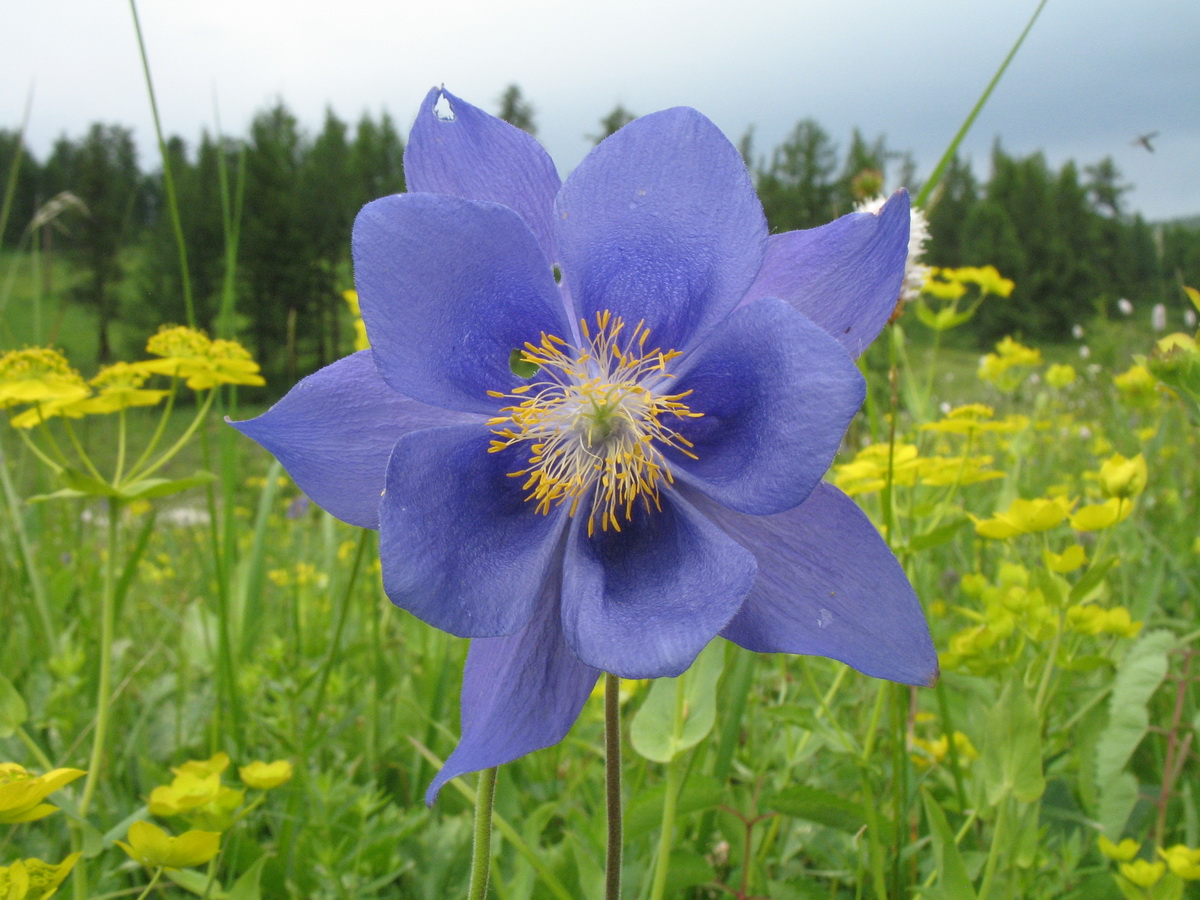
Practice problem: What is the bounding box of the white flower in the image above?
[1079,345,1091,359]
[1072,324,1085,340]
[1117,298,1134,316]
[1151,303,1167,332]
[857,194,930,304]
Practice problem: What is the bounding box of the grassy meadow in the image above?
[2,245,1198,900]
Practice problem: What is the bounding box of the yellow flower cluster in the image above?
[924,265,1015,299]
[0,328,263,429]
[117,753,293,871]
[0,854,80,900]
[135,326,266,391]
[834,439,1003,497]
[343,290,370,352]
[940,560,1142,674]
[910,730,979,769]
[978,337,1043,391]
[0,763,85,825]
[1098,835,1200,889]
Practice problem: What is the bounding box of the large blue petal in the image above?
[230,351,479,529]
[698,482,937,686]
[353,193,571,414]
[669,298,865,516]
[405,87,562,264]
[561,493,756,679]
[554,108,767,355]
[426,575,599,805]
[379,424,568,638]
[741,191,910,358]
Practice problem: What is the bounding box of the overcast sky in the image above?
[5,0,1199,221]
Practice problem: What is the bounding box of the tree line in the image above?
[2,84,1198,383]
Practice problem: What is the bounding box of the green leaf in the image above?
[59,467,118,497]
[625,775,724,839]
[909,518,969,552]
[629,641,724,762]
[166,867,225,897]
[770,784,871,836]
[981,678,1044,804]
[228,854,269,900]
[0,673,28,738]
[1069,556,1118,604]
[118,470,217,500]
[922,790,977,900]
[1096,630,1174,783]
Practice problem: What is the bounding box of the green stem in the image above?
[303,530,369,754]
[976,796,1010,900]
[74,496,121,900]
[915,0,1051,207]
[467,768,498,900]
[124,377,179,480]
[128,0,195,327]
[78,496,120,816]
[61,419,105,483]
[0,437,58,653]
[649,677,687,900]
[114,407,128,485]
[134,867,164,900]
[604,672,623,900]
[127,388,216,483]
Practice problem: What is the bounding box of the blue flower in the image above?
[232,88,936,804]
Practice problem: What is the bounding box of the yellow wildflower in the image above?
[0,853,80,900]
[1044,545,1087,574]
[172,752,230,778]
[344,290,370,351]
[1045,363,1076,388]
[148,772,221,817]
[978,337,1042,390]
[1098,453,1148,499]
[971,496,1073,539]
[1158,845,1200,880]
[1119,859,1165,888]
[1113,364,1159,407]
[184,785,244,832]
[0,764,86,825]
[0,349,89,410]
[1070,498,1133,531]
[238,760,293,790]
[133,326,264,390]
[956,265,1015,297]
[116,821,220,870]
[1098,835,1140,862]
[1103,607,1143,639]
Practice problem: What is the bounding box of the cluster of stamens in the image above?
[487,311,702,536]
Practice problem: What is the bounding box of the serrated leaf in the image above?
[119,471,217,500]
[981,678,1044,804]
[630,641,724,763]
[0,673,28,737]
[922,790,977,900]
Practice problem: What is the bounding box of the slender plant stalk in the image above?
[604,672,623,900]
[74,496,122,899]
[0,438,57,653]
[128,0,195,327]
[649,676,687,900]
[468,767,499,900]
[915,0,1051,207]
[133,868,164,900]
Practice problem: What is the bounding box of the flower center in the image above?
[487,310,701,536]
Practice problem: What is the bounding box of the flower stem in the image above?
[649,676,687,900]
[133,867,164,900]
[127,388,216,483]
[604,672,623,900]
[467,767,498,900]
[74,496,121,900]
